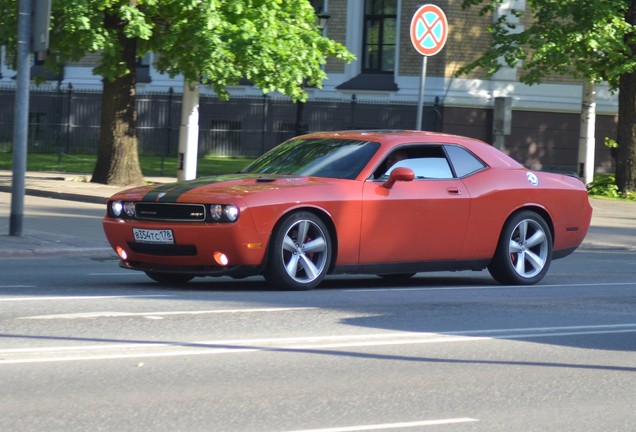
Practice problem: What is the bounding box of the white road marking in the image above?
[283,418,479,431]
[18,306,317,320]
[2,324,636,365]
[0,294,173,302]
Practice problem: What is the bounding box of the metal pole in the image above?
[10,0,32,236]
[415,56,428,130]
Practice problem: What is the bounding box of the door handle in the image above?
[446,187,462,195]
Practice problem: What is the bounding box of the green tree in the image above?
[0,0,353,185]
[459,0,636,195]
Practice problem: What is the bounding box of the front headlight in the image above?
[224,205,239,222]
[210,204,223,221]
[209,204,239,222]
[124,202,136,217]
[109,200,136,219]
[110,201,123,217]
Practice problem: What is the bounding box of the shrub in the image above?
[588,174,636,201]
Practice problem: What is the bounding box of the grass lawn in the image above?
[0,153,254,178]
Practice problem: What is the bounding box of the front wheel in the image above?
[264,212,332,290]
[488,211,553,285]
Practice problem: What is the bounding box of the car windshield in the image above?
[241,138,381,180]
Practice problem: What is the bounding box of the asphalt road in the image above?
[1,248,635,432]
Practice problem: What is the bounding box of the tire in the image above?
[144,271,194,285]
[488,211,553,285]
[264,212,332,290]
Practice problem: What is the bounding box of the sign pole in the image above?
[415,56,428,131]
[409,4,448,132]
[10,0,32,236]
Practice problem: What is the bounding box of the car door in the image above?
[358,145,471,264]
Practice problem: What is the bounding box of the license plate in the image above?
[133,228,174,244]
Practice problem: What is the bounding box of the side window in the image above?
[445,145,487,177]
[398,158,453,179]
[374,145,454,179]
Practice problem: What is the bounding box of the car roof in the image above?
[300,130,524,170]
[302,130,449,142]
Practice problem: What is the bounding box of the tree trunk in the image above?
[616,2,636,195]
[177,81,200,181]
[578,81,596,185]
[90,13,144,186]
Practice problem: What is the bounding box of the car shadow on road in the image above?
[121,272,499,292]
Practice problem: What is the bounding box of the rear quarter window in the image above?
[445,145,487,177]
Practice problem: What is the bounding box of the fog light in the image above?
[116,246,128,261]
[213,251,229,266]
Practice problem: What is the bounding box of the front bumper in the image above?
[119,259,263,278]
[103,216,270,271]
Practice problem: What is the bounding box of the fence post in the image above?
[161,86,174,176]
[433,96,442,132]
[350,94,357,129]
[65,83,72,154]
[55,83,63,166]
[294,100,306,136]
[261,93,268,154]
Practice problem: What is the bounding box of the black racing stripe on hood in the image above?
[142,174,254,202]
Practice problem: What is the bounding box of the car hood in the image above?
[111,174,339,203]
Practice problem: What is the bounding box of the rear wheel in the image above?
[488,211,552,285]
[144,271,194,285]
[264,212,332,291]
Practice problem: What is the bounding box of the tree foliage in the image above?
[459,0,635,86]
[0,0,354,184]
[459,0,636,193]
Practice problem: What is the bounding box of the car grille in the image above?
[135,203,206,221]
[128,242,198,256]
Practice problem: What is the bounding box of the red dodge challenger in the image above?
[103,130,592,290]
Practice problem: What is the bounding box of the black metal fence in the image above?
[0,85,442,158]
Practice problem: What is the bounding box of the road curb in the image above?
[0,185,108,205]
[580,243,636,252]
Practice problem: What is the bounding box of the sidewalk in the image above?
[0,170,635,257]
[0,170,175,205]
[0,170,174,258]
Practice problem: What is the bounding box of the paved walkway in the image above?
[0,170,635,257]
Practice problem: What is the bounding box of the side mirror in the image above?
[383,167,415,189]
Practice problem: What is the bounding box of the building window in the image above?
[362,0,397,73]
[309,0,326,14]
[30,54,64,82]
[136,54,152,83]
